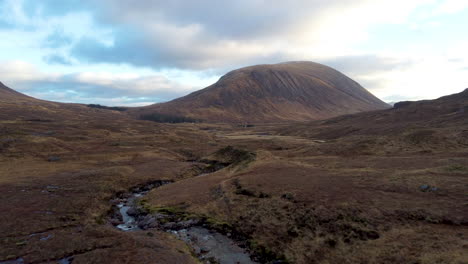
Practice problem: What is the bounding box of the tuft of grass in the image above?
[232,178,261,197]
[248,239,290,264]
[140,113,200,123]
[202,216,234,234]
[146,204,195,221]
[281,193,295,201]
[153,206,186,215]
[234,188,256,197]
[95,215,106,225]
[136,199,156,214]
[406,129,436,145]
[214,146,256,167]
[15,241,27,246]
[444,164,467,173]
[87,104,127,112]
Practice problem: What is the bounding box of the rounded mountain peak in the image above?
[135,61,390,123]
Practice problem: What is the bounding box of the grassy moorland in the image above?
[0,88,467,264]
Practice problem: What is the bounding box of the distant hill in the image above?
[131,62,390,123]
[0,82,36,102]
[280,88,468,141]
[0,82,127,121]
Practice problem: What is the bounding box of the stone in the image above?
[162,222,178,230]
[110,218,122,226]
[178,219,199,229]
[419,184,438,192]
[419,185,430,192]
[138,215,158,229]
[47,156,61,162]
[126,207,138,216]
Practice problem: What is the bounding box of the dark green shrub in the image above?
[87,104,127,111]
[140,113,200,123]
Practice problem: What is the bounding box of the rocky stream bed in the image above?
[108,180,268,264]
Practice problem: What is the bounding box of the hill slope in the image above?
[278,88,468,157]
[132,62,389,123]
[0,81,36,102]
[0,82,128,121]
[281,88,468,139]
[141,89,468,263]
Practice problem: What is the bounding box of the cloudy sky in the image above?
[1,0,468,106]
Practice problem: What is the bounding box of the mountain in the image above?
[0,82,127,121]
[132,62,390,123]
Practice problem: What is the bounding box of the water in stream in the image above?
[173,227,257,264]
[116,193,144,231]
[113,183,259,264]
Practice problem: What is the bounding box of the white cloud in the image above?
[68,0,442,70]
[356,54,468,101]
[0,60,200,104]
[2,0,468,104]
[433,0,468,15]
[0,60,58,82]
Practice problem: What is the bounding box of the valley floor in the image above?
[0,119,467,264]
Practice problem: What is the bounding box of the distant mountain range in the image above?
[6,63,465,126]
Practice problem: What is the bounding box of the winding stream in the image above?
[115,192,145,231]
[110,180,260,264]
